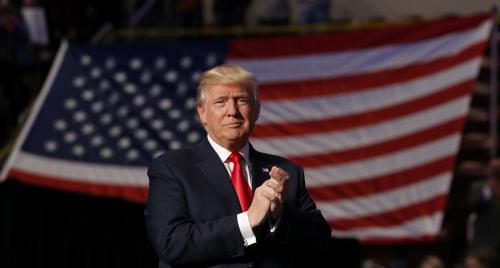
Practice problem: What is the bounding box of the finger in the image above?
[265,179,283,193]
[270,166,289,183]
[260,185,279,201]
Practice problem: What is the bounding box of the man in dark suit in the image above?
[145,64,331,268]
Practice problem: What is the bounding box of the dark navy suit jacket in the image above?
[145,137,331,268]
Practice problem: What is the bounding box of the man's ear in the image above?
[197,104,207,125]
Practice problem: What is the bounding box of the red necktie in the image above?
[228,152,253,211]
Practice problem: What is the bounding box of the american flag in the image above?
[0,13,492,244]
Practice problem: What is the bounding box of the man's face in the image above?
[197,84,259,151]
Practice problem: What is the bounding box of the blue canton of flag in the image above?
[22,42,227,166]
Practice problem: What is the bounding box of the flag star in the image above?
[129,58,143,70]
[72,76,86,88]
[64,98,78,110]
[99,80,110,90]
[80,54,92,66]
[54,119,67,131]
[159,98,172,110]
[81,123,95,135]
[82,90,95,101]
[108,93,120,104]
[126,118,139,128]
[160,130,173,140]
[140,71,152,83]
[90,67,102,79]
[169,141,182,150]
[118,137,131,149]
[91,101,104,113]
[44,140,58,152]
[177,120,190,132]
[73,111,87,122]
[206,53,217,66]
[155,57,166,69]
[184,97,196,109]
[114,71,127,83]
[100,113,113,125]
[126,149,139,160]
[135,129,148,139]
[105,58,116,69]
[133,95,146,106]
[63,132,77,143]
[109,126,122,137]
[151,119,164,130]
[187,131,200,143]
[180,56,192,68]
[145,139,158,150]
[176,83,188,96]
[100,147,114,159]
[90,135,104,147]
[117,106,129,117]
[169,109,181,119]
[150,84,162,97]
[124,83,137,94]
[165,70,178,82]
[191,71,201,82]
[72,145,85,156]
[141,108,155,119]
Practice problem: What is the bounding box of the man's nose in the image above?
[226,100,239,115]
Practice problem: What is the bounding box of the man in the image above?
[145,64,331,268]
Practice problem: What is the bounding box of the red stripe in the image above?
[291,117,464,168]
[8,169,148,203]
[308,155,456,202]
[253,80,474,137]
[328,195,447,230]
[359,235,438,245]
[258,42,485,100]
[228,13,489,59]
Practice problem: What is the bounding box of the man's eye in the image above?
[214,100,225,106]
[238,99,250,104]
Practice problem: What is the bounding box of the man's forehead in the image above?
[208,85,252,96]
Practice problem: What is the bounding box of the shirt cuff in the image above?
[237,212,257,246]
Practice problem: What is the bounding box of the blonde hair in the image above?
[196,64,259,106]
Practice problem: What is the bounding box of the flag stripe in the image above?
[304,135,459,187]
[228,20,490,84]
[10,151,147,186]
[329,195,447,230]
[257,43,484,101]
[258,58,480,123]
[317,172,451,219]
[331,212,443,241]
[290,118,463,167]
[253,80,474,137]
[228,14,490,58]
[251,96,469,157]
[308,156,455,201]
[8,168,147,203]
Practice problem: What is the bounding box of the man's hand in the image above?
[268,166,289,220]
[247,166,289,227]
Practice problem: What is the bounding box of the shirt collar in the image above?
[207,134,250,163]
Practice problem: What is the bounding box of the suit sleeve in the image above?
[144,157,246,266]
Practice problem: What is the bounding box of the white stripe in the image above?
[317,172,451,219]
[252,96,470,157]
[229,20,491,83]
[331,212,443,240]
[257,59,479,123]
[11,151,148,186]
[304,134,461,187]
[1,42,69,181]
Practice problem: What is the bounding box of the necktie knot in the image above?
[229,152,243,163]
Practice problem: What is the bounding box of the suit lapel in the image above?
[195,138,241,213]
[249,145,271,190]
